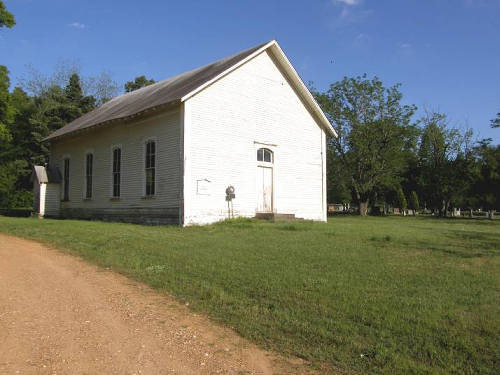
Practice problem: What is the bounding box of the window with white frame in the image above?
[145,140,155,196]
[257,148,273,163]
[63,158,70,201]
[112,147,121,198]
[85,153,93,199]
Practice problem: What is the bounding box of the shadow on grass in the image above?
[406,229,500,258]
[420,216,500,226]
[445,230,500,256]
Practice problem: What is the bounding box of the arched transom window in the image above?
[257,148,273,163]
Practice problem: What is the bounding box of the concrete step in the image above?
[255,212,296,221]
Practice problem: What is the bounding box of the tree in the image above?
[0,72,100,204]
[0,160,31,208]
[0,65,13,146]
[409,191,419,214]
[85,71,119,104]
[396,187,407,215]
[64,73,96,114]
[471,140,500,219]
[0,0,15,29]
[19,62,119,105]
[491,112,500,129]
[416,111,475,216]
[125,75,155,93]
[326,145,352,204]
[314,75,417,215]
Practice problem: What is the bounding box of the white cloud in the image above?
[333,0,361,5]
[400,43,411,49]
[69,22,87,29]
[328,0,371,30]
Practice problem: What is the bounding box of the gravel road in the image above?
[0,234,312,375]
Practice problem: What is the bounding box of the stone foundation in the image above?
[60,207,180,225]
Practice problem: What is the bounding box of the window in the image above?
[85,153,93,199]
[145,140,155,196]
[63,158,70,201]
[112,148,121,198]
[257,148,273,163]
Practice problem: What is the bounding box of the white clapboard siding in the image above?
[183,50,326,225]
[49,109,181,217]
[44,184,61,217]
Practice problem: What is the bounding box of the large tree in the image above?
[314,75,417,215]
[0,0,15,29]
[125,75,155,93]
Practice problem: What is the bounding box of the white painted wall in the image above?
[183,50,327,225]
[39,183,46,216]
[50,109,182,219]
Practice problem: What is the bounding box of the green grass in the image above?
[0,216,499,374]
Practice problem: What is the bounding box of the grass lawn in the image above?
[0,215,498,374]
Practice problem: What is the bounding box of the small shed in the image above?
[32,165,61,218]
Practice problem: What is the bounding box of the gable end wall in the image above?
[183,50,327,225]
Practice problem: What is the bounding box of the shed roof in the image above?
[45,40,336,141]
[33,165,62,183]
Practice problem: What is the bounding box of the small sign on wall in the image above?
[196,179,211,195]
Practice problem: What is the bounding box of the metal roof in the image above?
[33,165,62,183]
[45,41,270,141]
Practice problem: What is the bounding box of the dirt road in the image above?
[0,234,311,375]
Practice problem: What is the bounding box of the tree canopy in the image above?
[314,75,499,216]
[0,0,15,29]
[491,112,500,128]
[314,75,417,215]
[0,67,100,207]
[124,75,156,93]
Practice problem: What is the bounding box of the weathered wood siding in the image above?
[50,109,181,224]
[183,50,327,225]
[44,184,61,217]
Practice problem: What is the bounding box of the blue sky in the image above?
[1,0,499,142]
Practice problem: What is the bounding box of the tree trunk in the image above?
[440,200,450,217]
[359,201,368,216]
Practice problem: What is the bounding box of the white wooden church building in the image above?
[34,40,336,225]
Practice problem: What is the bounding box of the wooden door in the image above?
[257,166,273,212]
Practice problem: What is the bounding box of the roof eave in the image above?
[44,99,181,143]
